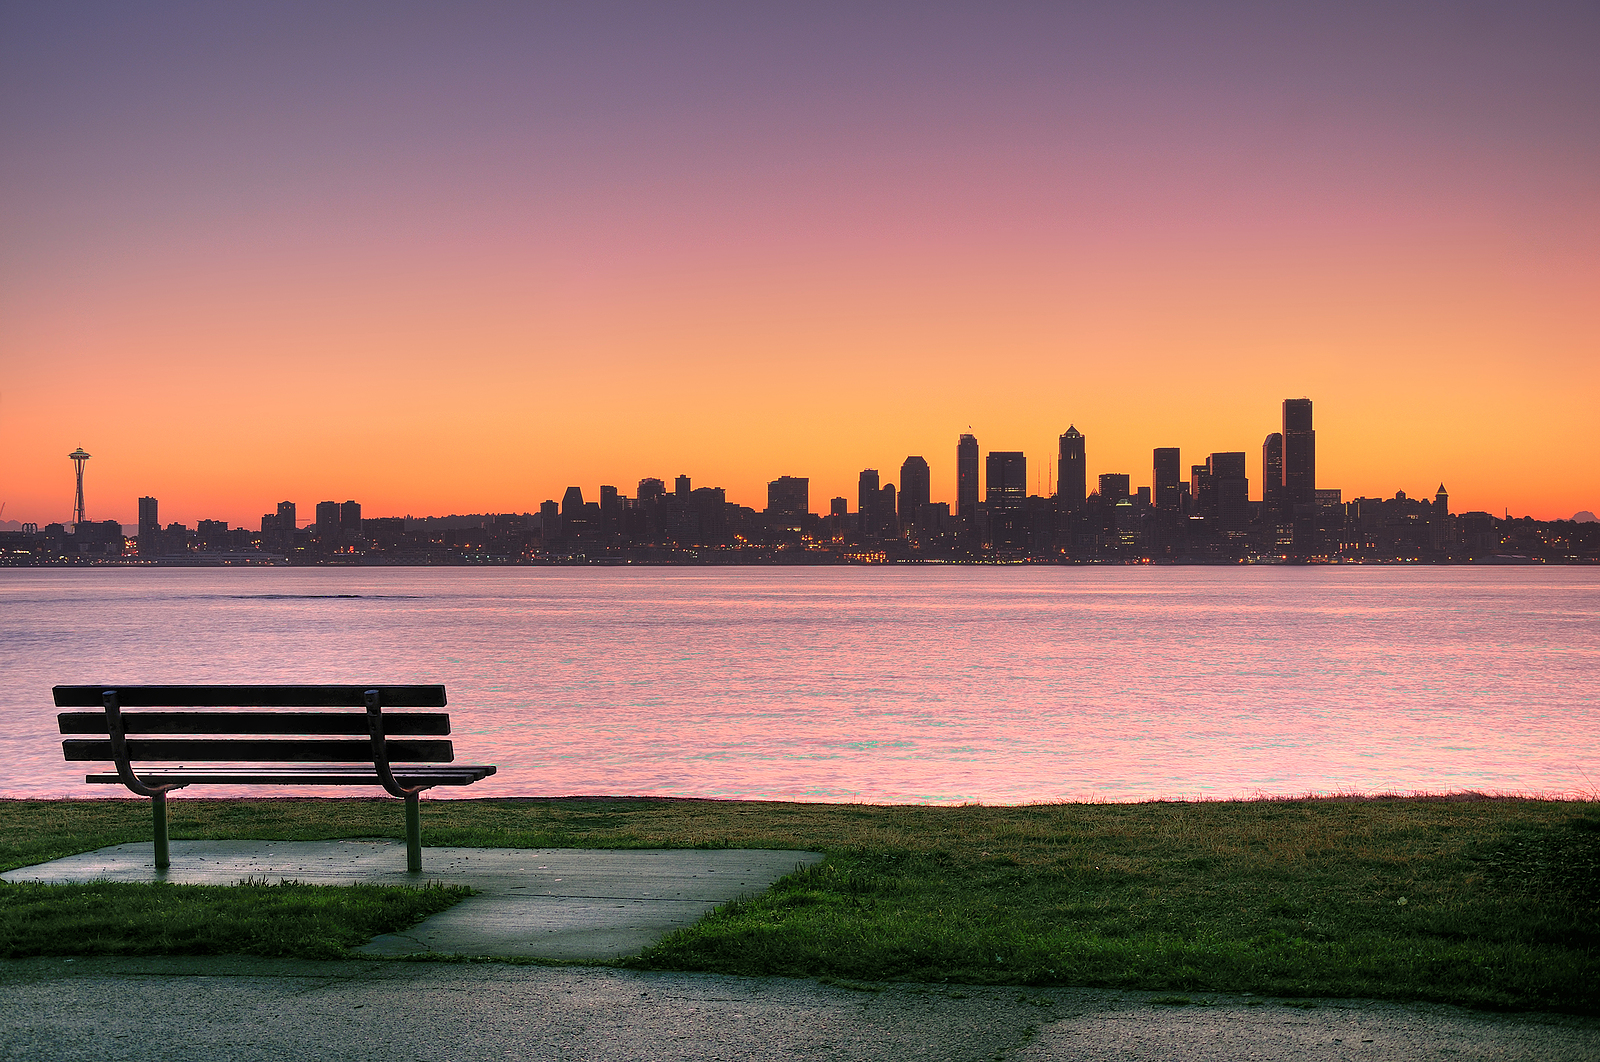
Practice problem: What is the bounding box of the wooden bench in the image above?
[56,684,496,873]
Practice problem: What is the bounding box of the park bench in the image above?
[56,684,496,873]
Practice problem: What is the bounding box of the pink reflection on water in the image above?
[1,566,1595,804]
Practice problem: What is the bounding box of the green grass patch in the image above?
[1,795,1595,1012]
[0,879,467,960]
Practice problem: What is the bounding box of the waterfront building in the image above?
[899,456,931,525]
[1153,448,1181,510]
[767,476,810,523]
[1058,427,1085,511]
[1283,398,1315,513]
[957,434,980,521]
[1262,432,1284,514]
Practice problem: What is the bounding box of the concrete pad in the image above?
[1,840,823,959]
[4,958,1597,1062]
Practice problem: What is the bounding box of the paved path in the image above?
[1,840,823,958]
[4,957,1595,1062]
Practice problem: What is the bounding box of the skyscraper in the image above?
[1058,427,1085,511]
[986,450,1027,551]
[1207,452,1249,531]
[315,501,340,540]
[1153,448,1181,510]
[1283,399,1315,513]
[1098,473,1130,501]
[138,496,159,556]
[767,476,809,522]
[957,434,979,521]
[1262,432,1284,515]
[899,456,930,524]
[858,468,880,525]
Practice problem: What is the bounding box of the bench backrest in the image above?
[56,684,454,764]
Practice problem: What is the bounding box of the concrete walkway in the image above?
[1,840,824,959]
[4,957,1595,1062]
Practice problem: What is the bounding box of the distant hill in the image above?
[1574,511,1598,523]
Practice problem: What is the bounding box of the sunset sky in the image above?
[2,2,1596,527]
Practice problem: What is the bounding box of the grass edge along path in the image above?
[1,795,1595,1014]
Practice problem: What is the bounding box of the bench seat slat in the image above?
[83,765,496,786]
[58,711,451,736]
[63,738,454,762]
[53,685,447,708]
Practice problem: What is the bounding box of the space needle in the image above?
[68,447,91,525]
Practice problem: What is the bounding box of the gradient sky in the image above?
[3,1,1597,527]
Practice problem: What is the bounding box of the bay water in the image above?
[2,566,1594,803]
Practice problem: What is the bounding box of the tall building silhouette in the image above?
[858,468,880,522]
[1153,448,1181,510]
[1283,399,1315,513]
[1098,473,1130,501]
[315,501,339,539]
[1058,427,1085,511]
[767,476,809,522]
[986,450,1027,550]
[1208,452,1248,531]
[1262,432,1284,515]
[899,456,930,525]
[138,497,159,555]
[957,434,980,521]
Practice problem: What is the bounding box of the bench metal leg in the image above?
[404,791,421,873]
[152,791,169,870]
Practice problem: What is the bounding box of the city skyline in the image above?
[8,395,1595,532]
[3,4,1597,525]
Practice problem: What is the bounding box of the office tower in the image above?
[276,501,296,532]
[1058,427,1085,511]
[985,450,1026,550]
[599,485,621,534]
[957,434,980,520]
[315,501,340,540]
[674,474,691,497]
[858,469,881,532]
[899,456,930,524]
[1283,398,1315,513]
[138,497,159,554]
[339,501,361,532]
[767,476,810,521]
[1262,433,1284,515]
[880,484,898,536]
[1153,448,1181,510]
[1435,484,1448,516]
[830,497,848,517]
[1098,473,1130,501]
[561,486,588,542]
[539,499,561,541]
[987,452,1027,508]
[1191,464,1213,517]
[1207,452,1249,531]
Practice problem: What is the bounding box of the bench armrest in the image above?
[365,689,434,798]
[102,691,187,798]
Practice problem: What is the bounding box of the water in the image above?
[2,567,1595,803]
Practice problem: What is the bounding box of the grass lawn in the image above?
[1,795,1595,1013]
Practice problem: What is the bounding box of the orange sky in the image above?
[3,4,1596,527]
